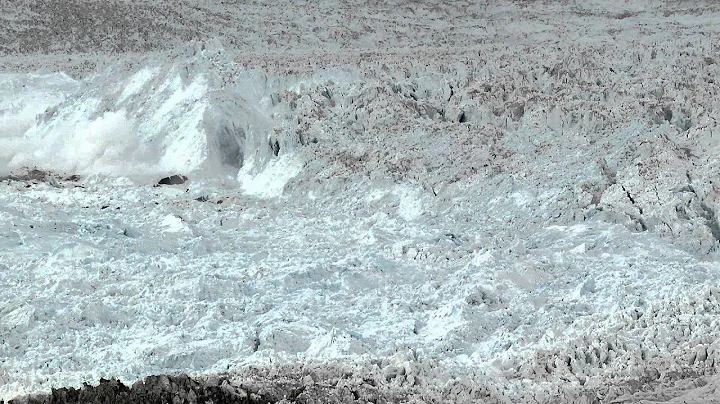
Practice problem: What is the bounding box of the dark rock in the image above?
[458,111,467,123]
[157,175,188,186]
[9,375,264,404]
[5,367,436,404]
[122,228,141,238]
[269,140,280,157]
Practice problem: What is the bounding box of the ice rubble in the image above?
[3,55,720,402]
[2,1,720,403]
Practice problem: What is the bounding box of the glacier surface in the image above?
[2,1,720,403]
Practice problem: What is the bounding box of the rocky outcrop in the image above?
[156,175,188,186]
[3,367,480,404]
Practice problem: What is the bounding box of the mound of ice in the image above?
[1,42,279,181]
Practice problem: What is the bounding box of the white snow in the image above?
[238,154,302,199]
[0,73,79,172]
[161,215,190,234]
[116,67,160,105]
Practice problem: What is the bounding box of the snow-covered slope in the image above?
[3,1,720,403]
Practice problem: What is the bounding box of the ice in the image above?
[116,67,160,105]
[0,44,270,181]
[2,1,720,402]
[0,73,79,172]
[160,215,189,234]
[238,154,302,199]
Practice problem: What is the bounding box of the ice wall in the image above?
[0,72,79,171]
[0,43,279,181]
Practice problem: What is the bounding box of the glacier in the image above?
[2,1,720,403]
